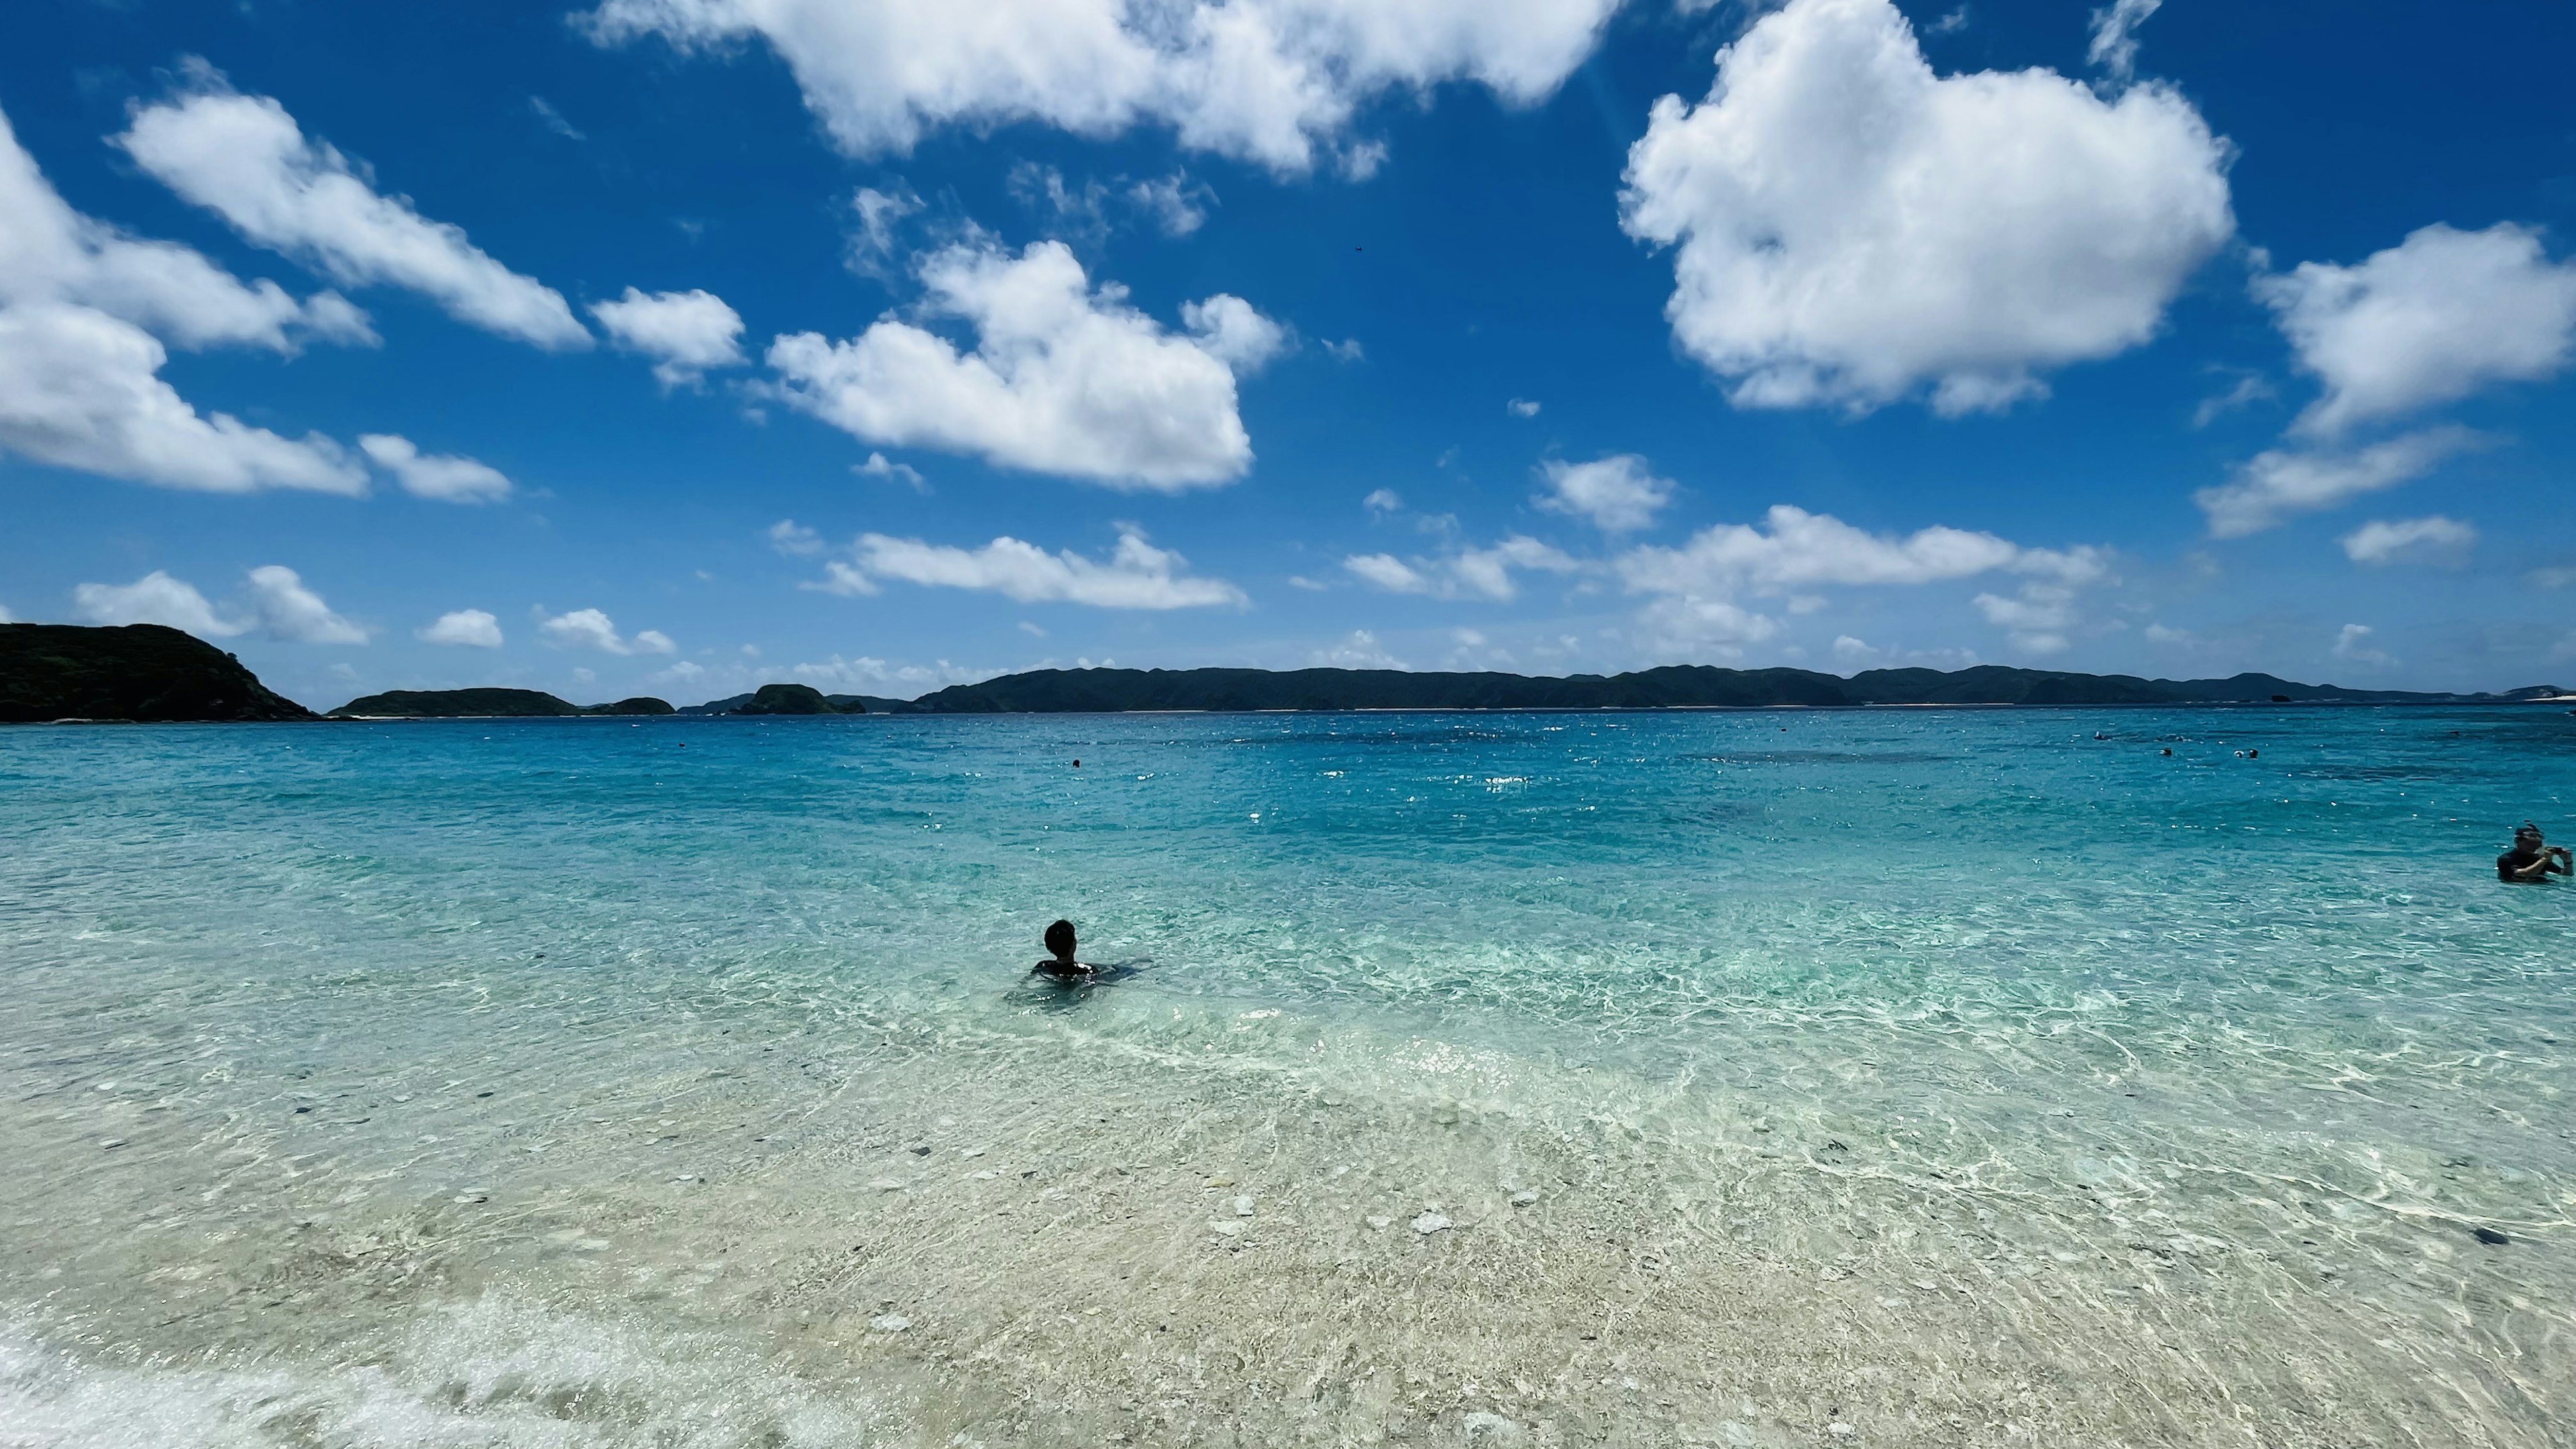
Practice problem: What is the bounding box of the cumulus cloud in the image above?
[855,451,928,489]
[579,0,1623,175]
[768,519,825,555]
[0,305,367,495]
[539,608,676,654]
[1507,397,1541,417]
[1342,535,1582,602]
[828,526,1246,609]
[1971,583,2079,654]
[0,104,366,496]
[244,565,368,643]
[1323,337,1364,362]
[846,184,923,278]
[1538,454,1674,533]
[1,104,371,354]
[2193,426,2481,538]
[116,72,591,350]
[1362,488,1403,514]
[1310,629,1409,669]
[766,241,1272,490]
[72,570,237,637]
[1619,0,2232,415]
[73,565,364,643]
[1617,504,2038,594]
[2332,623,2392,667]
[2085,0,2159,83]
[1128,172,1213,236]
[1615,504,2104,656]
[2258,223,2576,439]
[358,433,513,503]
[2341,515,2475,568]
[591,286,747,386]
[1182,293,1292,372]
[418,608,504,647]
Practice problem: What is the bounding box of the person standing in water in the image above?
[1033,918,1095,979]
[2498,823,2573,883]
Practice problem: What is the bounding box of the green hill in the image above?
[1,623,316,723]
[331,688,580,718]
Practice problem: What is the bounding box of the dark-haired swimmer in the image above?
[1034,918,1096,981]
[2498,824,2573,883]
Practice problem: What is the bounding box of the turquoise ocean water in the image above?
[3,706,2571,1446]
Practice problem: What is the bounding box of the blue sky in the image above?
[3,0,2574,707]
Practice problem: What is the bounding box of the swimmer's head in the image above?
[2516,822,2546,849]
[1044,918,1077,960]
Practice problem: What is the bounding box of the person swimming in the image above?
[2498,823,2572,883]
[1032,918,1095,980]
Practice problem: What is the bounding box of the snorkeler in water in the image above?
[1033,918,1096,980]
[2498,823,2573,883]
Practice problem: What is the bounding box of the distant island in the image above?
[1,623,317,723]
[331,688,675,718]
[6,624,2571,725]
[892,664,2569,713]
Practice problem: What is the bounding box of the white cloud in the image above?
[1182,293,1293,372]
[1507,397,1540,417]
[1832,634,1874,662]
[2143,622,2192,645]
[1633,595,1782,656]
[792,654,998,691]
[418,608,504,647]
[1343,553,1427,592]
[765,241,1269,490]
[358,433,513,504]
[72,565,364,643]
[768,519,825,555]
[1323,337,1364,362]
[244,565,367,643]
[847,184,923,278]
[117,73,591,350]
[2341,515,2475,568]
[855,451,928,490]
[835,525,1246,609]
[539,608,676,655]
[0,304,366,494]
[72,570,238,637]
[1615,504,2104,658]
[1008,163,1112,245]
[1128,172,1213,236]
[1310,629,1407,669]
[2331,623,2392,667]
[1538,454,1674,533]
[1342,535,1582,602]
[579,0,1624,176]
[0,103,367,496]
[531,96,587,142]
[1362,487,1403,514]
[2085,0,2159,83]
[1971,582,2077,655]
[1619,0,2231,415]
[2193,426,2481,538]
[1,103,372,354]
[2258,223,2576,439]
[1616,504,2033,594]
[591,286,747,386]
[2191,371,2273,429]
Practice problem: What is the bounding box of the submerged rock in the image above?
[1413,1212,1452,1236]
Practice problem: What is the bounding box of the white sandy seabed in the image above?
[3,985,2568,1449]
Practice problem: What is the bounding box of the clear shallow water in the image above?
[3,707,2572,1446]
